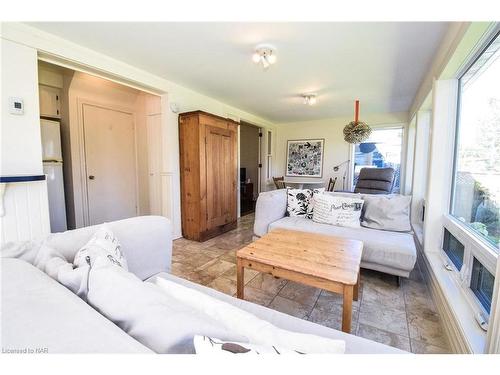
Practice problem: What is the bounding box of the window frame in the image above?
[349,123,407,192]
[440,28,500,320]
[442,215,497,319]
[450,30,500,252]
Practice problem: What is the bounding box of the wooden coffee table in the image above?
[236,228,363,333]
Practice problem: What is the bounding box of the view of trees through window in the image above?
[452,33,500,248]
[354,128,403,193]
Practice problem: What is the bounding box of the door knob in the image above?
[88,175,95,180]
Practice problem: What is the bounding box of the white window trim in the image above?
[441,215,498,318]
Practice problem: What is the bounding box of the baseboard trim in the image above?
[415,240,472,353]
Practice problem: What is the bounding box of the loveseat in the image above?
[254,189,417,279]
[1,216,402,354]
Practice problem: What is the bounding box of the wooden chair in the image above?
[273,176,286,189]
[327,177,337,192]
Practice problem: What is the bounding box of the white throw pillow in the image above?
[194,335,300,355]
[73,224,128,270]
[361,194,412,232]
[312,194,364,228]
[306,188,325,219]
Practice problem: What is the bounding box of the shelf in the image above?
[0,175,46,183]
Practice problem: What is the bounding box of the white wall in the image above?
[1,39,43,176]
[274,112,408,188]
[0,39,50,243]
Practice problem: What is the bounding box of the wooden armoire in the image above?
[179,111,239,241]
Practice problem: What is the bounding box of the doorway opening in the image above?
[239,121,262,216]
[38,61,163,231]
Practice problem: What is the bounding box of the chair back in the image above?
[273,176,285,189]
[354,167,395,194]
[275,180,287,189]
[327,177,337,192]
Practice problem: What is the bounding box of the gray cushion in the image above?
[361,194,412,232]
[269,217,416,272]
[149,272,405,354]
[354,168,395,194]
[1,258,151,353]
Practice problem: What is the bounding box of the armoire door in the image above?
[83,104,138,225]
[205,125,236,230]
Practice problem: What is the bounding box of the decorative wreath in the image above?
[343,121,372,144]
[343,100,372,144]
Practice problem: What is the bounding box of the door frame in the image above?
[237,120,263,218]
[77,98,140,226]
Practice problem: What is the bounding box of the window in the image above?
[470,257,495,313]
[443,228,465,270]
[451,32,500,249]
[353,127,403,193]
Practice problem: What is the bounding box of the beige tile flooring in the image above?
[172,214,451,354]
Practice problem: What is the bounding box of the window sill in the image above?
[412,222,424,246]
[425,249,487,353]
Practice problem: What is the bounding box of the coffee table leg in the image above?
[342,285,354,333]
[236,258,244,299]
[353,271,360,301]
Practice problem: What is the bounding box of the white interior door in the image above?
[83,104,137,225]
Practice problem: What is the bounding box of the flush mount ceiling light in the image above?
[252,44,277,69]
[302,94,317,106]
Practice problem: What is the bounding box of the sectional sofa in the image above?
[1,216,402,354]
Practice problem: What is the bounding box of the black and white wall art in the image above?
[286,139,324,177]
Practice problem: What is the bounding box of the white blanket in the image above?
[31,242,345,354]
[152,276,345,354]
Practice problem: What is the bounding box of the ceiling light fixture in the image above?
[252,44,277,70]
[302,94,317,106]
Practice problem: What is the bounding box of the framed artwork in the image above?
[286,139,324,177]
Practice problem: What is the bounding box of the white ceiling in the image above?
[28,22,449,123]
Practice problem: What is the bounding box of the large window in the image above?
[452,32,500,249]
[353,127,403,193]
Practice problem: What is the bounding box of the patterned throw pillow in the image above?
[286,188,313,217]
[73,224,128,270]
[287,188,326,219]
[193,335,301,355]
[306,188,325,219]
[312,194,364,228]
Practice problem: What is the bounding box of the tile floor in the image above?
[172,213,451,354]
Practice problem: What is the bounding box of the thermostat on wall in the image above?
[9,97,24,115]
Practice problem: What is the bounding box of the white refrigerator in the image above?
[41,119,67,233]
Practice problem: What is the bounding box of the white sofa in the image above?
[254,189,417,279]
[1,216,403,354]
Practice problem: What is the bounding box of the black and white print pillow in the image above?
[312,194,364,228]
[193,335,301,355]
[286,188,313,217]
[306,188,325,219]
